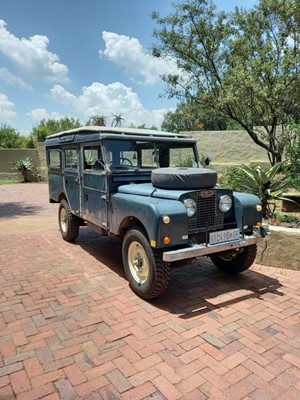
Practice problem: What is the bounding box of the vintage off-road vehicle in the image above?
[45,127,269,299]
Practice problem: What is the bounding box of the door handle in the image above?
[75,177,80,184]
[85,194,88,201]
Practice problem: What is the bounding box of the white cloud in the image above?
[0,68,32,90]
[0,20,68,82]
[0,93,16,121]
[27,108,63,123]
[100,31,179,85]
[50,82,170,128]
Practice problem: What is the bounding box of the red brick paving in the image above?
[0,183,300,399]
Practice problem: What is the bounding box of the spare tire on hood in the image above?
[151,167,217,190]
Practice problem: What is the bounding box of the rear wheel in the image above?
[210,244,257,274]
[122,227,171,299]
[58,199,80,242]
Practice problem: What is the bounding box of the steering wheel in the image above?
[120,157,133,166]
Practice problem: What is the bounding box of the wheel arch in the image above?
[58,192,67,203]
[118,216,149,239]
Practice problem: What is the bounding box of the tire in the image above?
[151,167,217,190]
[58,199,80,242]
[122,227,171,299]
[210,244,257,274]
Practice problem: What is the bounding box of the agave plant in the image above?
[230,162,292,217]
[12,156,33,182]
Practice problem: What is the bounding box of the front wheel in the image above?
[58,199,80,242]
[210,244,257,274]
[122,227,171,300]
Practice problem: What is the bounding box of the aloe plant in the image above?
[12,156,33,182]
[230,162,291,217]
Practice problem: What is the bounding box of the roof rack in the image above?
[47,126,191,139]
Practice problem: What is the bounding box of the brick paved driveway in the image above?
[0,183,299,400]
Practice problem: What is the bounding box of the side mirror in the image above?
[204,157,211,166]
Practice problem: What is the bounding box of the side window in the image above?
[48,149,61,169]
[64,148,78,170]
[83,146,101,170]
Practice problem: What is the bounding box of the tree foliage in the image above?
[285,124,300,190]
[161,101,228,133]
[32,117,81,142]
[152,0,300,164]
[0,125,25,148]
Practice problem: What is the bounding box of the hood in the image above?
[118,182,190,200]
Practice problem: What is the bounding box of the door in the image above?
[63,146,81,215]
[81,145,108,228]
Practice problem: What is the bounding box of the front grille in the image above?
[188,191,224,234]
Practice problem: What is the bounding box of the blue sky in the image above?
[0,0,257,135]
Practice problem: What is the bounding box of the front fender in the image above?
[233,192,263,232]
[110,193,189,248]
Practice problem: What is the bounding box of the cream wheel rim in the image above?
[128,241,149,284]
[60,207,68,233]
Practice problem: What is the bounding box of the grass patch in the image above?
[0,179,21,185]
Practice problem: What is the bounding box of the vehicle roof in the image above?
[47,126,191,139]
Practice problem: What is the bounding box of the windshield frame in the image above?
[103,138,200,173]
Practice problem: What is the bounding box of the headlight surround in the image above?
[183,198,196,217]
[219,195,232,212]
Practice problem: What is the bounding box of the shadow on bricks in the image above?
[71,226,284,319]
[151,261,284,318]
[0,201,44,219]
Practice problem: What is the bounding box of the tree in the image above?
[161,101,228,133]
[32,117,81,142]
[0,125,25,148]
[129,123,158,130]
[111,113,125,127]
[152,0,300,165]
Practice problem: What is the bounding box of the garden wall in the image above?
[185,130,270,181]
[0,145,47,180]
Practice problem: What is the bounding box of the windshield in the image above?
[105,139,199,171]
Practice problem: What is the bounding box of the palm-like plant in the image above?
[12,156,33,182]
[111,113,125,127]
[230,162,291,217]
[89,115,107,126]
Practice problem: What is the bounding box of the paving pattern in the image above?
[0,183,300,400]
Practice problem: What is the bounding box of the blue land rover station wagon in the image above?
[45,127,269,299]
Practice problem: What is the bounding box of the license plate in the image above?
[209,228,240,245]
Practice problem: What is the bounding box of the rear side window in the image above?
[65,148,78,170]
[48,149,61,169]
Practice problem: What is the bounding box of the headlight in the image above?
[219,195,232,212]
[183,198,196,217]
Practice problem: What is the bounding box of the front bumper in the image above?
[163,232,270,262]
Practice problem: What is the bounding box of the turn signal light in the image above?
[162,236,171,245]
[254,222,262,227]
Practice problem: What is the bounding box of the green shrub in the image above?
[274,213,296,224]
